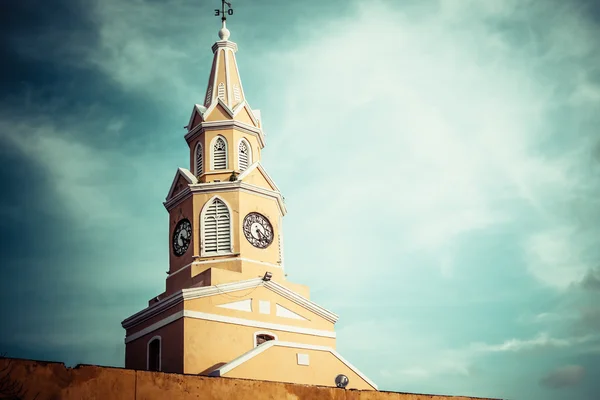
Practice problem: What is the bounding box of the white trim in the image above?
[253,330,278,348]
[217,299,252,312]
[193,256,282,269]
[146,335,162,372]
[200,195,234,256]
[183,310,336,338]
[209,341,378,390]
[297,353,309,366]
[224,48,232,106]
[194,142,203,176]
[167,261,195,278]
[122,278,338,330]
[165,168,198,201]
[164,180,287,216]
[124,309,336,344]
[166,257,283,280]
[264,280,338,323]
[210,134,228,170]
[230,43,247,103]
[236,162,281,192]
[126,311,183,343]
[276,304,308,321]
[185,120,265,150]
[259,300,271,315]
[237,137,252,171]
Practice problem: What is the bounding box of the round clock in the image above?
[172,219,192,257]
[243,212,274,249]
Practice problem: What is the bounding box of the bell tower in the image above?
[121,7,377,391]
[163,19,287,296]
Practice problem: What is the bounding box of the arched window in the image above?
[202,197,231,254]
[254,331,277,347]
[212,136,228,170]
[147,336,161,372]
[238,139,251,171]
[195,142,203,176]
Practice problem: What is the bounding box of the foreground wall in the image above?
[0,357,500,400]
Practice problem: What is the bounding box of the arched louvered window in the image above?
[238,139,251,171]
[195,143,203,176]
[217,82,225,101]
[212,136,227,170]
[202,198,231,254]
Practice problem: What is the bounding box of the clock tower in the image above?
[121,17,377,391]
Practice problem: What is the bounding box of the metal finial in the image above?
[215,0,234,40]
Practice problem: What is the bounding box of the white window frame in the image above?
[200,195,234,256]
[210,135,228,170]
[253,331,278,348]
[194,142,203,176]
[237,138,252,171]
[146,335,162,372]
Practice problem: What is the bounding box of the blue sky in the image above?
[1,0,600,399]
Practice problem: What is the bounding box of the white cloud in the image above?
[261,0,600,295]
[470,332,596,353]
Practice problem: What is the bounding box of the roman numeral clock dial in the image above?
[172,219,192,257]
[243,212,273,249]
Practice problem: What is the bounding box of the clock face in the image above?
[243,212,273,249]
[172,219,192,257]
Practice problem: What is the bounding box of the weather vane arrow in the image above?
[214,0,234,22]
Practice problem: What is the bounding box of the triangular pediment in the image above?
[187,104,206,132]
[237,162,280,192]
[233,104,257,126]
[165,168,198,201]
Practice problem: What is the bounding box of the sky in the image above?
[0,0,599,399]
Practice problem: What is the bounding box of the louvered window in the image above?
[195,143,203,176]
[233,84,241,102]
[213,137,227,169]
[218,82,225,101]
[203,198,231,253]
[238,140,250,171]
[205,86,212,106]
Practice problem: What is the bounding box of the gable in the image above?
[210,341,378,390]
[205,103,231,122]
[180,279,337,333]
[233,105,257,126]
[239,166,277,191]
[165,168,197,201]
[190,111,203,131]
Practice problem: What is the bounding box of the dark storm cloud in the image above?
[539,365,585,389]
[0,0,98,97]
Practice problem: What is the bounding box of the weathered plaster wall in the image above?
[0,357,501,400]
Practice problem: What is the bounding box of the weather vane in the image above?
[215,0,234,22]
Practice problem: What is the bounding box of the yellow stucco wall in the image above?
[183,318,336,374]
[223,344,375,390]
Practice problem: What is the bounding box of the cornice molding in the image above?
[212,40,238,53]
[185,119,265,149]
[163,180,286,216]
[121,278,338,331]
